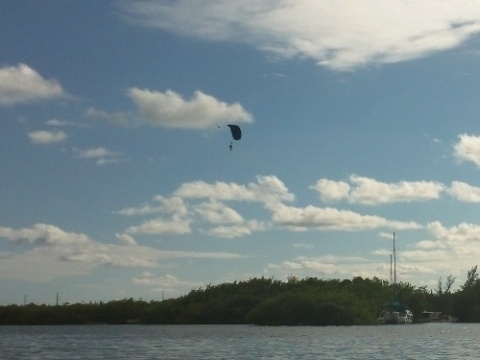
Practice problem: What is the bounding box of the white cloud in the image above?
[194,201,244,224]
[28,130,68,145]
[132,273,202,292]
[271,204,422,231]
[118,176,293,239]
[379,221,480,287]
[118,196,188,217]
[427,221,480,244]
[0,249,96,282]
[0,223,90,246]
[46,118,88,128]
[0,223,243,282]
[206,220,269,239]
[121,175,429,239]
[126,218,191,235]
[0,63,65,105]
[293,243,315,250]
[85,107,133,126]
[174,175,295,207]
[348,176,445,204]
[59,243,160,268]
[310,179,350,202]
[267,254,382,279]
[266,222,480,288]
[75,147,120,159]
[74,147,124,166]
[86,88,253,130]
[447,181,480,202]
[311,175,445,205]
[128,87,253,128]
[454,133,480,167]
[115,233,137,246]
[120,0,480,70]
[120,195,192,236]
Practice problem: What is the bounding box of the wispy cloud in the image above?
[0,223,243,282]
[120,0,480,70]
[126,218,192,236]
[74,147,124,166]
[132,272,202,293]
[0,223,90,246]
[46,118,88,128]
[28,130,68,145]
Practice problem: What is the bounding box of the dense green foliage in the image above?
[2,267,480,325]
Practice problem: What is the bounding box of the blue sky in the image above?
[3,1,480,304]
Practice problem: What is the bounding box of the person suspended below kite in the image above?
[227,124,241,151]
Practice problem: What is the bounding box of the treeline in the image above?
[2,266,480,326]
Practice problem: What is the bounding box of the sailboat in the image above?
[377,232,413,324]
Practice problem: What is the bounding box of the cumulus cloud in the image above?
[174,175,295,207]
[454,133,480,167]
[311,175,445,205]
[126,218,192,236]
[427,221,480,244]
[0,63,65,105]
[28,130,68,145]
[128,87,253,128]
[115,233,137,246]
[194,201,244,224]
[120,175,429,239]
[118,176,292,239]
[0,223,90,246]
[120,195,192,236]
[86,88,253,130]
[384,221,480,287]
[120,0,480,70]
[270,204,422,231]
[266,220,480,289]
[310,179,351,202]
[447,181,480,202]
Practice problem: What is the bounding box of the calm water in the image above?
[1,323,479,359]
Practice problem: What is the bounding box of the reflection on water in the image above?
[1,323,479,359]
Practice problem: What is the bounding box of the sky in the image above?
[3,1,480,305]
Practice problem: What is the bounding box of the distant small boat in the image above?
[418,310,442,323]
[417,310,456,323]
[377,233,413,325]
[377,302,413,324]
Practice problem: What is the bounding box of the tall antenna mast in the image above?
[393,232,397,285]
[390,254,393,284]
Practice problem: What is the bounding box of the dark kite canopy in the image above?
[227,125,242,140]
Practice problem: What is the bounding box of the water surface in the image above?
[1,323,479,359]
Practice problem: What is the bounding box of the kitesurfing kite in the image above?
[227,124,241,151]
